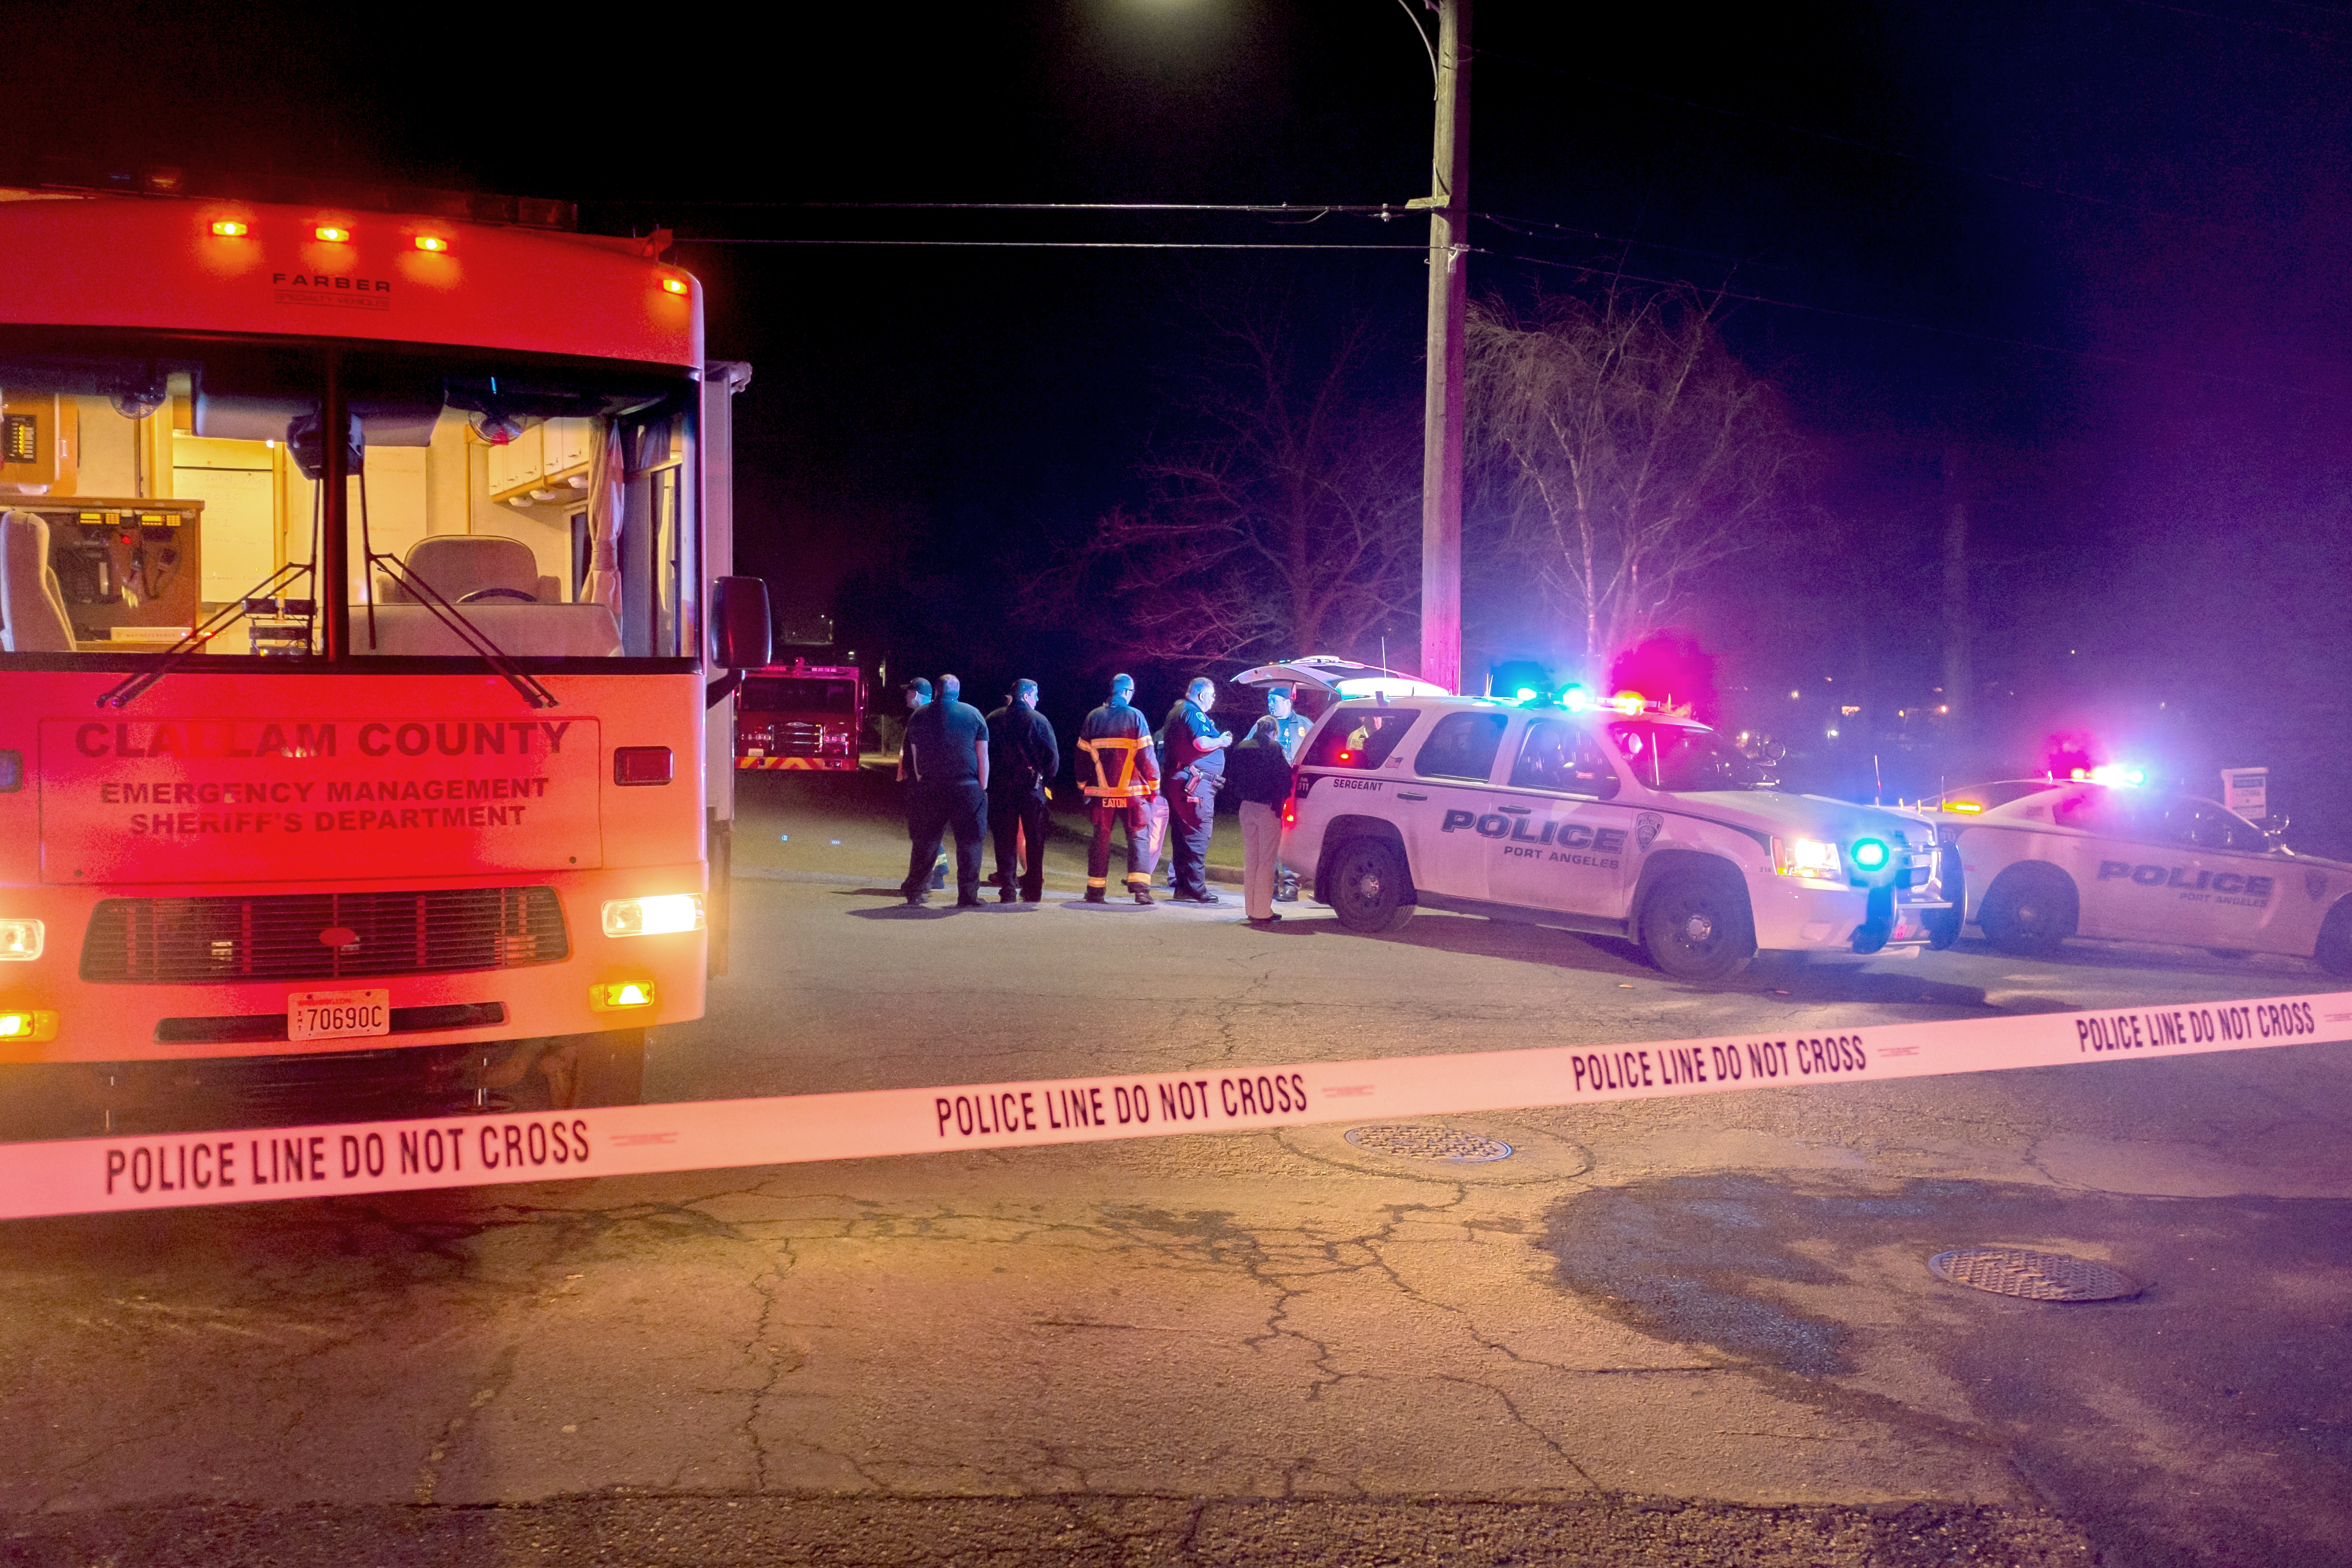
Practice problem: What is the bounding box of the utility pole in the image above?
[1415,0,1470,693]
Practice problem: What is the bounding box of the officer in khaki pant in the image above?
[1226,715,1294,923]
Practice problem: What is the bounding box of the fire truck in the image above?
[0,182,771,1134]
[735,661,865,771]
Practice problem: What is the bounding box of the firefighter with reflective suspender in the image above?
[1076,674,1164,905]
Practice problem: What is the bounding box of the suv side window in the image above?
[1303,707,1421,771]
[1414,711,1509,781]
[1509,719,1620,798]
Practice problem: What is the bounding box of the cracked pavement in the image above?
[2,775,2348,1564]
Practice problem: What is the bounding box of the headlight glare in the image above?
[1774,837,1842,878]
[0,919,43,961]
[601,894,704,938]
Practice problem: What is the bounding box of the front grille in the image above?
[772,721,824,756]
[81,888,568,985]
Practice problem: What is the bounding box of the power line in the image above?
[2107,0,2351,43]
[606,199,1409,215]
[1473,245,2348,399]
[1473,48,2224,232]
[672,237,1427,251]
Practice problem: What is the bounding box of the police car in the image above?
[1252,682,1952,982]
[1926,777,2352,973]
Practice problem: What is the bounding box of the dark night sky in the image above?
[11,0,2352,822]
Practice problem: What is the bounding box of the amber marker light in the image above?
[209,220,249,237]
[314,225,351,243]
[661,276,689,295]
[588,979,658,1012]
[413,234,450,252]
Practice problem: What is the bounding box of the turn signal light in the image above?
[0,1010,58,1042]
[209,220,249,238]
[588,980,658,1012]
[314,225,351,243]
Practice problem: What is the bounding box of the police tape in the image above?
[7,988,2349,1222]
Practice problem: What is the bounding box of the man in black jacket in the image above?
[986,678,1060,903]
[902,674,991,907]
[1226,715,1294,923]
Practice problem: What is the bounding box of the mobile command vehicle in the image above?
[1266,686,1952,981]
[734,660,864,771]
[0,184,771,1133]
[1927,778,2352,973]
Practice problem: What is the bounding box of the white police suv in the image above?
[1270,690,1953,981]
[1927,778,2352,973]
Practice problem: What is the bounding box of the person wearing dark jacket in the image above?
[901,674,991,907]
[1227,715,1294,922]
[1160,676,1232,904]
[985,679,1059,903]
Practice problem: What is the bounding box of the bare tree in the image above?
[1466,286,1801,670]
[1034,313,1421,667]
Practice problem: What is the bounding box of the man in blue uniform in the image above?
[1266,685,1311,904]
[1077,674,1162,904]
[986,678,1060,903]
[901,673,991,907]
[1161,676,1232,905]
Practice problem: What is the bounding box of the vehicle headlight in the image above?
[1849,837,1891,873]
[1773,837,1842,878]
[601,894,705,937]
[0,919,43,961]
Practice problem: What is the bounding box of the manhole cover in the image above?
[1928,1248,2140,1302]
[1343,1125,1514,1163]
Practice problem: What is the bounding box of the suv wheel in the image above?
[1327,839,1415,934]
[2315,899,2352,977]
[1978,864,2077,955]
[1639,869,1754,982]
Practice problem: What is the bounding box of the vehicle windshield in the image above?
[1609,721,1772,792]
[742,676,858,714]
[0,328,697,667]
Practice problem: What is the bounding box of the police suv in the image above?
[1929,779,2352,973]
[1269,689,1952,981]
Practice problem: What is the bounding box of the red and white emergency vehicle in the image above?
[0,185,770,1132]
[735,660,864,771]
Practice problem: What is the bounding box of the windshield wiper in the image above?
[96,476,559,711]
[94,560,314,709]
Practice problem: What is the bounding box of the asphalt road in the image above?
[4,772,2349,1567]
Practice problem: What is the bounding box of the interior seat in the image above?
[374,534,562,607]
[0,510,77,653]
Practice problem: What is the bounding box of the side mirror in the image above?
[709,576,772,670]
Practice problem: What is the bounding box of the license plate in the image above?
[288,989,391,1042]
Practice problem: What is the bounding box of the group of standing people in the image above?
[896,672,1310,922]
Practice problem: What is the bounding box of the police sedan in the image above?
[1258,688,1952,982]
[1939,779,2352,973]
